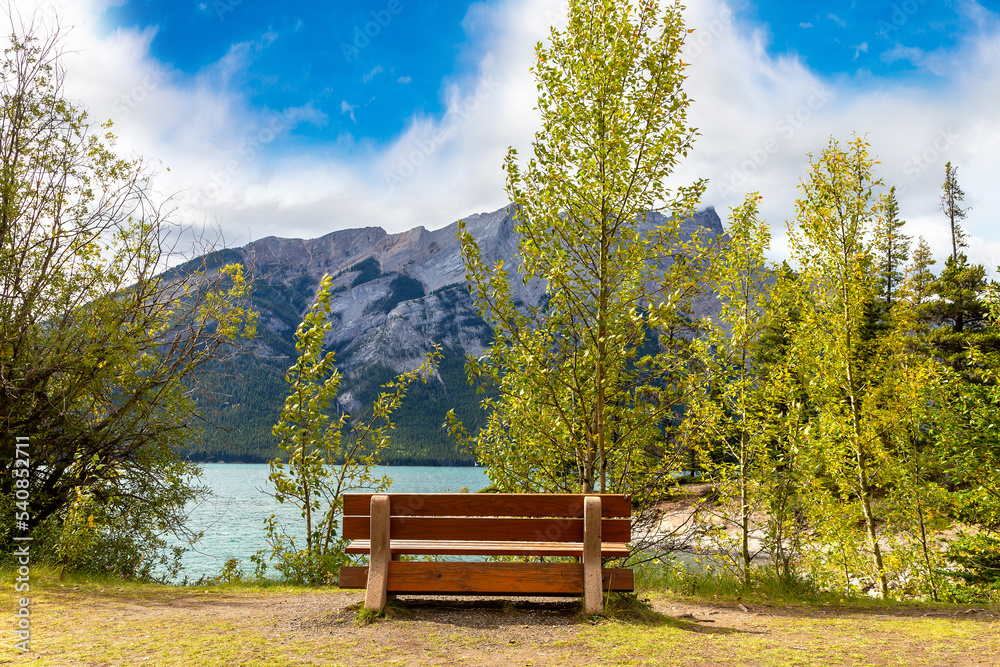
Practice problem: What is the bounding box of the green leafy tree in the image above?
[788,140,952,600]
[456,0,710,552]
[265,275,440,584]
[789,136,910,599]
[0,22,256,576]
[686,194,778,585]
[750,264,812,583]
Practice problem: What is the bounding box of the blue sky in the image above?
[96,0,981,151]
[101,0,479,147]
[748,0,969,78]
[9,0,1000,269]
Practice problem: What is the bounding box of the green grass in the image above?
[0,562,320,596]
[632,557,872,607]
[3,562,998,666]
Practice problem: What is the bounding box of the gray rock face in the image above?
[236,204,723,376]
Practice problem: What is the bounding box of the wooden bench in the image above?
[337,493,633,615]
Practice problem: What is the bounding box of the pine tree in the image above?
[875,186,910,308]
[941,162,969,261]
[905,237,937,309]
[925,168,999,380]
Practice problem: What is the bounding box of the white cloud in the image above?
[827,12,847,28]
[397,75,411,84]
[675,0,1000,272]
[799,22,813,29]
[340,100,357,123]
[6,0,1000,276]
[288,102,327,125]
[853,42,868,60]
[363,64,383,83]
[882,44,925,64]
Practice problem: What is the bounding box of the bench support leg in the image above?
[583,495,603,615]
[365,494,391,613]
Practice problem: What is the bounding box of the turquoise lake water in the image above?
[171,463,490,582]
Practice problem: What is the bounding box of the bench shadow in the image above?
[368,596,754,635]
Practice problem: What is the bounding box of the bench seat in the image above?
[344,539,630,558]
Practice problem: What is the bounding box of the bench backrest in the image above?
[343,493,631,543]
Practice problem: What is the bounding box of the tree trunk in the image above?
[740,474,751,587]
[915,492,939,601]
[857,463,889,599]
[740,431,752,587]
[843,285,889,599]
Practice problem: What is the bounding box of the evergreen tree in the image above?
[905,237,937,310]
[875,186,910,308]
[924,168,1000,381]
[926,258,995,376]
[940,162,969,261]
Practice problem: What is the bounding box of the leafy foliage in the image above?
[686,193,778,585]
[940,533,1000,602]
[0,24,255,578]
[457,0,709,555]
[262,275,440,584]
[787,136,920,599]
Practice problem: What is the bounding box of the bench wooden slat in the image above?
[343,493,631,518]
[343,515,630,543]
[344,539,631,558]
[339,562,634,594]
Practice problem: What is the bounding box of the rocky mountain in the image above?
[182,205,725,465]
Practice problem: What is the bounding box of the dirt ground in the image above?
[8,584,999,667]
